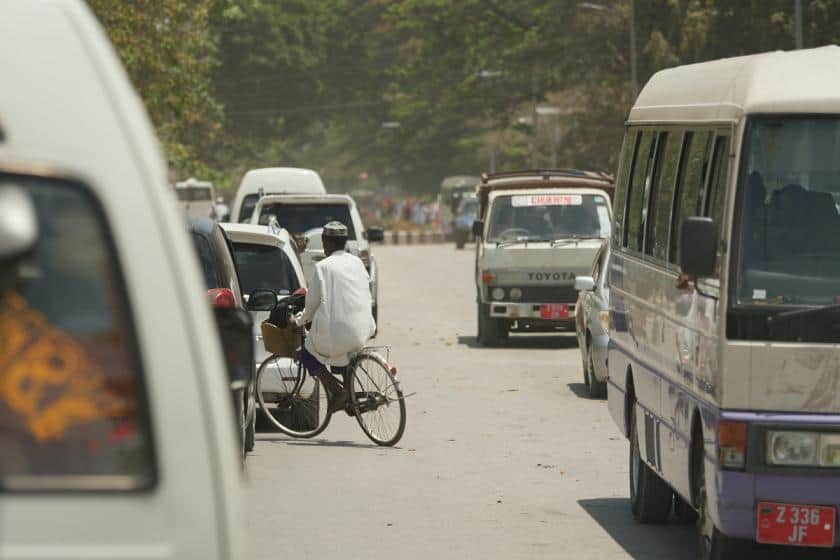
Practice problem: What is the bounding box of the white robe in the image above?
[298,250,376,366]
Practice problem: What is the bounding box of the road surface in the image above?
[245,244,827,560]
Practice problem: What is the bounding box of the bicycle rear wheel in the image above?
[349,352,406,446]
[256,354,331,438]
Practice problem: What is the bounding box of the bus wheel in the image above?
[694,435,753,559]
[629,404,672,523]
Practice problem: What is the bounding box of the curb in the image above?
[381,230,449,245]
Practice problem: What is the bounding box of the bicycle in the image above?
[253,290,407,447]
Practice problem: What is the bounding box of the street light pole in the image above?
[794,0,804,49]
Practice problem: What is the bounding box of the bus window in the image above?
[647,131,682,261]
[625,131,655,252]
[669,131,711,264]
[612,130,637,247]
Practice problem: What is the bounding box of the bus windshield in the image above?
[737,117,840,305]
[486,193,611,242]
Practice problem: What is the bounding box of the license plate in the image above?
[756,501,836,548]
[540,303,569,320]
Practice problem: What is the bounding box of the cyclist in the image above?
[291,221,376,411]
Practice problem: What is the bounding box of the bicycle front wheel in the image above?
[349,352,406,446]
[256,354,331,438]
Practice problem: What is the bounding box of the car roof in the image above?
[219,223,290,246]
[257,193,354,205]
[238,167,326,195]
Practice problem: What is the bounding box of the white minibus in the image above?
[608,46,840,557]
[231,167,327,223]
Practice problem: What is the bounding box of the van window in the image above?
[0,176,154,490]
[239,194,259,222]
[669,131,711,264]
[612,130,637,246]
[647,131,682,261]
[706,135,730,228]
[625,131,655,251]
[176,186,212,201]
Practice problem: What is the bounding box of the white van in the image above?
[175,177,216,220]
[0,2,245,558]
[472,170,614,346]
[231,167,327,223]
[608,47,840,557]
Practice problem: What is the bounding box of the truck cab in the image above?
[472,170,614,346]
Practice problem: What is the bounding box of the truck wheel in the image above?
[629,405,672,523]
[477,303,505,346]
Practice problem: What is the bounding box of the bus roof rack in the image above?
[481,169,613,183]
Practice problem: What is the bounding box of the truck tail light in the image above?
[719,420,748,469]
[481,271,495,283]
[208,288,236,309]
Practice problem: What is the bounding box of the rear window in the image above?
[176,187,212,201]
[258,203,357,239]
[191,232,220,288]
[232,243,301,296]
[1,175,154,490]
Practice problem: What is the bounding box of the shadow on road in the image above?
[578,498,837,559]
[567,382,601,400]
[456,334,578,350]
[257,436,380,449]
[578,498,694,559]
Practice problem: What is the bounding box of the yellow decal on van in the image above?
[0,292,125,441]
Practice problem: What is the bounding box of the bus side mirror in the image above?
[472,220,484,238]
[680,217,717,279]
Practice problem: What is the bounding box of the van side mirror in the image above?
[679,217,717,279]
[366,227,384,243]
[574,276,596,292]
[0,184,38,263]
[247,289,277,311]
[472,220,484,238]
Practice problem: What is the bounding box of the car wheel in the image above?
[585,345,607,399]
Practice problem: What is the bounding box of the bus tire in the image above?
[629,404,672,523]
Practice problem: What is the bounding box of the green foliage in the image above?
[88,0,840,195]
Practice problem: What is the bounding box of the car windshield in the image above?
[232,242,300,296]
[486,193,611,242]
[177,187,212,201]
[736,117,840,305]
[258,203,357,239]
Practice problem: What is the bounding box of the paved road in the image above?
[245,244,826,560]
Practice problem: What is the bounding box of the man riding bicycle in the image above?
[291,221,376,412]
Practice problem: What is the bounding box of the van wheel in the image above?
[477,303,505,346]
[694,436,753,559]
[629,405,672,523]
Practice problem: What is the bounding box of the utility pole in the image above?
[629,0,639,99]
[531,69,538,168]
[794,0,804,49]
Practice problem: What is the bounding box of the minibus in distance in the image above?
[608,46,840,558]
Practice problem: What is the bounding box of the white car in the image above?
[220,223,307,402]
[0,1,245,557]
[250,193,384,325]
[231,167,327,223]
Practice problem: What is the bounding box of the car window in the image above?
[191,232,220,288]
[232,242,301,296]
[257,203,357,239]
[0,175,154,489]
[239,193,259,223]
